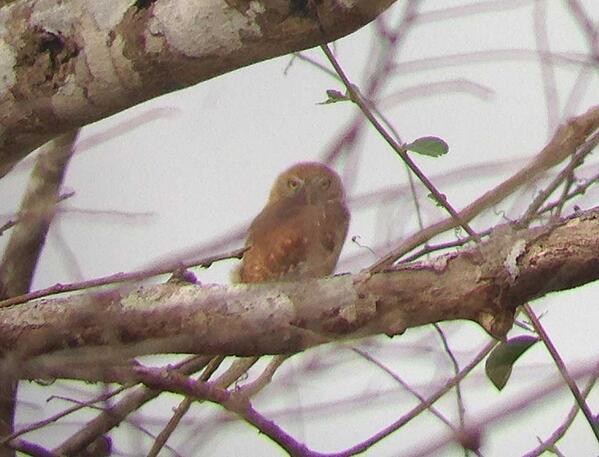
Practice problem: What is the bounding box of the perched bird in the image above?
[238,162,350,283]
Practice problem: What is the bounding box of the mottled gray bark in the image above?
[1,206,597,383]
[0,0,396,177]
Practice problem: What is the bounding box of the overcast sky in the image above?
[2,1,598,456]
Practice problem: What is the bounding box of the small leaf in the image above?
[318,89,350,105]
[485,335,540,390]
[405,136,449,157]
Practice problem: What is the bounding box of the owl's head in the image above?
[268,162,345,205]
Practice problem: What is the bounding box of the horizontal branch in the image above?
[1,206,597,380]
[0,0,396,177]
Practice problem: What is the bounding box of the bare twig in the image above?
[538,171,598,214]
[326,340,498,457]
[147,356,226,457]
[523,304,599,442]
[369,104,599,271]
[433,325,467,434]
[523,375,597,456]
[519,128,599,225]
[237,355,290,399]
[0,246,247,308]
[53,355,212,456]
[320,43,480,241]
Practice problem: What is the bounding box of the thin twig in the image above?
[523,303,599,442]
[53,355,212,456]
[519,128,599,225]
[320,43,480,242]
[237,355,290,399]
[147,356,226,457]
[433,325,467,436]
[0,246,247,308]
[1,386,127,444]
[552,170,577,218]
[537,171,598,214]
[351,347,485,457]
[523,375,597,456]
[325,340,498,457]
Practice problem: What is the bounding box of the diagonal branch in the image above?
[0,130,79,297]
[320,43,480,241]
[370,104,599,271]
[524,303,599,442]
[0,130,78,457]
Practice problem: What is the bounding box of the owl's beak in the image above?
[306,187,318,205]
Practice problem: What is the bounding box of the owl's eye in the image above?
[320,177,331,189]
[287,178,301,190]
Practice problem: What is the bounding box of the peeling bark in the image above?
[1,206,597,381]
[0,0,396,177]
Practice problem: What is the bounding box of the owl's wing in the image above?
[320,202,350,254]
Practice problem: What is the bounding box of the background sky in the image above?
[2,0,598,456]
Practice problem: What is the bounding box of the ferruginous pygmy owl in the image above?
[238,162,350,283]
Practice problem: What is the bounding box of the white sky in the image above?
[2,0,599,456]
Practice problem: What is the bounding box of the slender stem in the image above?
[327,340,498,457]
[523,303,599,442]
[147,356,226,457]
[519,129,599,225]
[433,325,467,431]
[352,347,484,457]
[523,375,597,456]
[320,43,480,242]
[0,246,247,308]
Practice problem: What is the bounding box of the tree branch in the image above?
[0,0,396,177]
[370,104,599,271]
[0,130,77,457]
[1,207,597,381]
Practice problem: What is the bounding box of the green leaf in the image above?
[405,136,449,157]
[318,89,350,105]
[485,335,540,390]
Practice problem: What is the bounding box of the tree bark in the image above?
[0,131,77,457]
[1,206,597,382]
[0,0,397,177]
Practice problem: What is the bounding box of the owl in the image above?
[238,162,350,283]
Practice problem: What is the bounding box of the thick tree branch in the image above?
[0,0,396,177]
[0,130,77,457]
[0,131,78,297]
[0,206,597,381]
